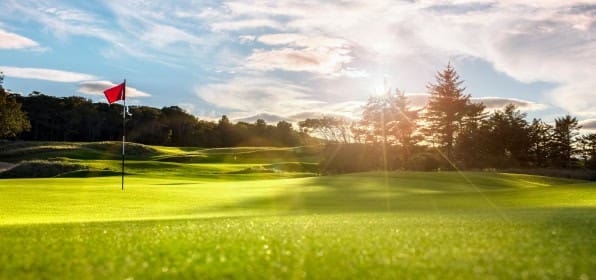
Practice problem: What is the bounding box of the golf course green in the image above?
[0,142,594,279]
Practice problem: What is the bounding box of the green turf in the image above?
[0,142,595,279]
[1,172,595,279]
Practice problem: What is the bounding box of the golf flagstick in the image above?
[122,79,126,191]
[102,79,127,191]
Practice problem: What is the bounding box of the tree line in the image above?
[0,87,312,147]
[299,64,596,173]
[1,65,595,173]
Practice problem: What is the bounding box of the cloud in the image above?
[257,33,349,49]
[238,35,256,43]
[140,24,203,49]
[210,0,595,114]
[177,102,196,114]
[0,28,39,49]
[195,76,321,115]
[579,119,596,131]
[0,1,221,65]
[473,97,549,111]
[1,1,112,41]
[403,93,548,111]
[247,33,355,76]
[1,66,96,82]
[195,75,372,122]
[233,109,359,124]
[78,81,151,97]
[247,47,352,75]
[2,0,593,120]
[233,112,287,123]
[211,19,283,31]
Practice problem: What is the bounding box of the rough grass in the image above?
[0,141,321,179]
[0,160,88,178]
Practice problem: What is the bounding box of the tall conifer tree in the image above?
[424,63,473,162]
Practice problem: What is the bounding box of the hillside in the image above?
[0,141,321,178]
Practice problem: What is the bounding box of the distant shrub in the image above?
[0,160,88,178]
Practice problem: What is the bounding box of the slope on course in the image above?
[0,142,594,279]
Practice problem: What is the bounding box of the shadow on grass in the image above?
[211,172,593,215]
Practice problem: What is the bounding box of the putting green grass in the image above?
[1,171,595,279]
[0,141,594,278]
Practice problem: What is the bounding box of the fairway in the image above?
[1,160,595,278]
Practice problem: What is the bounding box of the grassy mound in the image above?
[82,142,159,157]
[56,169,123,178]
[227,162,319,174]
[156,147,319,164]
[0,142,80,161]
[0,141,162,162]
[0,160,89,178]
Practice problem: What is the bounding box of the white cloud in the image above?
[196,75,367,121]
[1,66,96,82]
[0,28,39,49]
[140,24,203,49]
[0,0,221,65]
[211,0,595,115]
[579,119,596,132]
[247,47,352,75]
[195,76,321,115]
[473,97,549,111]
[78,81,151,97]
[0,0,120,50]
[178,102,196,114]
[248,33,355,76]
[257,33,349,49]
[238,35,256,43]
[211,19,282,31]
[403,93,549,111]
[233,112,287,123]
[257,33,306,46]
[2,0,593,120]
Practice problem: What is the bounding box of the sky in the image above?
[0,0,594,130]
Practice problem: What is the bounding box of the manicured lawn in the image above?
[0,171,594,279]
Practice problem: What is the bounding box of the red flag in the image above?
[103,82,126,104]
